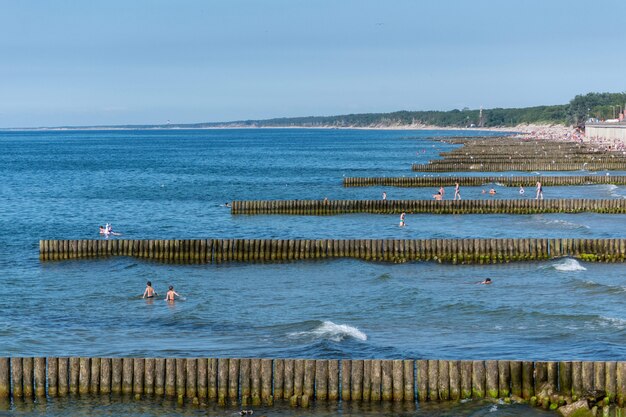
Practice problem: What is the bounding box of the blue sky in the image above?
[0,0,624,127]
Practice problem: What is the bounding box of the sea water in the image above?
[0,128,625,416]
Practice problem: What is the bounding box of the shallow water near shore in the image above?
[3,395,557,417]
[1,129,625,415]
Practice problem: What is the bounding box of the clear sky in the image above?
[1,0,625,127]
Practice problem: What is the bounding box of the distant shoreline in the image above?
[1,123,561,133]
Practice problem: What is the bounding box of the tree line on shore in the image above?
[79,92,625,130]
[196,91,624,129]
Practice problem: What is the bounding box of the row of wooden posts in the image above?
[412,162,626,172]
[39,238,626,263]
[230,198,626,215]
[412,137,626,172]
[343,175,626,187]
[2,357,626,407]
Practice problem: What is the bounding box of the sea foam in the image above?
[289,321,367,342]
[553,258,587,272]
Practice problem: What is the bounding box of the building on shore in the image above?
[585,122,626,146]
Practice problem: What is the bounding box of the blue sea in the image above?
[1,128,625,416]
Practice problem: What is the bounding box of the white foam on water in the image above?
[599,316,626,330]
[553,258,587,272]
[542,219,590,230]
[489,405,498,412]
[289,321,367,342]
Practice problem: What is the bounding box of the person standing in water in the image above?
[142,281,157,298]
[536,181,543,200]
[519,185,525,195]
[439,186,445,199]
[382,191,387,201]
[165,285,180,302]
[454,182,461,200]
[399,212,406,227]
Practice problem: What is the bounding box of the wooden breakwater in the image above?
[412,162,626,172]
[230,199,626,215]
[343,175,626,187]
[2,357,626,409]
[414,137,626,172]
[39,238,626,263]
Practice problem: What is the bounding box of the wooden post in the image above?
[427,360,438,401]
[251,358,262,405]
[47,357,58,397]
[572,361,582,399]
[175,358,186,399]
[79,357,90,395]
[196,358,207,400]
[262,359,273,404]
[460,361,472,399]
[274,359,282,400]
[154,358,165,396]
[485,360,498,399]
[449,360,460,401]
[404,360,414,402]
[283,359,294,400]
[185,358,197,400]
[240,359,251,405]
[144,358,155,396]
[133,358,145,397]
[22,357,34,398]
[228,358,239,403]
[122,358,133,395]
[438,360,449,401]
[58,357,69,396]
[207,358,217,401]
[498,360,510,398]
[34,357,46,398]
[417,360,428,402]
[559,362,572,398]
[370,359,382,402]
[351,359,364,401]
[510,361,522,398]
[617,362,626,406]
[11,358,23,398]
[328,360,339,402]
[582,361,594,393]
[303,359,314,401]
[381,360,393,402]
[606,361,617,403]
[89,357,100,395]
[341,359,351,401]
[472,361,485,398]
[522,361,534,400]
[69,357,80,395]
[165,358,176,397]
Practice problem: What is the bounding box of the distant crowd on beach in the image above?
[513,124,625,153]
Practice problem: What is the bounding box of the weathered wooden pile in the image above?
[412,138,626,172]
[39,238,625,263]
[2,357,626,410]
[343,175,626,187]
[230,198,626,215]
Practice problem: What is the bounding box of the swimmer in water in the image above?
[99,226,106,235]
[478,278,492,285]
[143,281,157,298]
[433,191,443,201]
[489,188,496,195]
[519,185,525,195]
[165,285,180,302]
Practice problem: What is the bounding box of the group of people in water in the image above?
[391,180,545,227]
[142,281,181,302]
[383,180,545,205]
[98,223,122,237]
